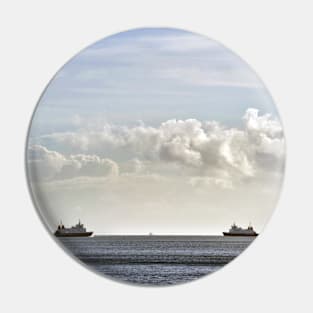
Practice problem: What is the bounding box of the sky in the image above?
[27,28,285,234]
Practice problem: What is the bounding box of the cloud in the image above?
[29,108,285,187]
[28,145,119,181]
[81,31,221,58]
[156,67,262,88]
[52,29,262,98]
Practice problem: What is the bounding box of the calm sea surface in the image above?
[60,236,255,286]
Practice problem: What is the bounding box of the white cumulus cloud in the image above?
[31,108,285,186]
[28,145,119,181]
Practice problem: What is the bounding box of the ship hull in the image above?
[223,232,258,237]
[55,232,93,237]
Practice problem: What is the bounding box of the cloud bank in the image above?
[30,108,284,185]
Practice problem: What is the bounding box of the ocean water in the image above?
[59,236,255,286]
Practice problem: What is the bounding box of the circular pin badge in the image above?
[26,28,285,286]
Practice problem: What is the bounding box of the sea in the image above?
[59,235,255,286]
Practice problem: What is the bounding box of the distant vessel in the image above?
[54,220,93,237]
[223,223,258,236]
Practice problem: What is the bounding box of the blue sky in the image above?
[31,28,277,136]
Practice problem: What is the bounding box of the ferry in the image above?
[223,223,258,236]
[54,220,93,237]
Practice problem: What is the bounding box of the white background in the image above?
[0,1,312,312]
